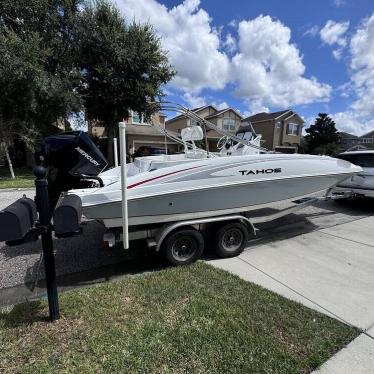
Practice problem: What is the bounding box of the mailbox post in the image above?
[0,165,83,322]
[34,166,60,322]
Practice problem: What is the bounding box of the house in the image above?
[338,130,374,152]
[338,132,360,151]
[359,130,374,147]
[242,110,304,153]
[165,105,243,151]
[89,110,179,154]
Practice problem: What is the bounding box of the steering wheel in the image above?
[217,136,230,150]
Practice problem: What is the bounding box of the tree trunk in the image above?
[4,144,15,179]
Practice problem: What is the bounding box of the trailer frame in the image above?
[101,189,354,265]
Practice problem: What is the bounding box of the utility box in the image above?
[53,194,82,237]
[0,198,37,242]
[18,197,37,227]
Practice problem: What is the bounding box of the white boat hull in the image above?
[71,154,362,228]
[91,174,348,227]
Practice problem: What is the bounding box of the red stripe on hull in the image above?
[127,166,201,189]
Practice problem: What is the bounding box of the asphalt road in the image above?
[0,188,373,292]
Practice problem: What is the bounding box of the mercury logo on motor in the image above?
[239,168,282,175]
[75,147,100,166]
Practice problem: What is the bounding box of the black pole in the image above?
[202,122,210,158]
[34,165,60,322]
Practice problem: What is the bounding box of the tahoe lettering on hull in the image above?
[239,168,282,176]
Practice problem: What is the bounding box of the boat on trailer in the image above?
[41,102,362,264]
[76,152,360,228]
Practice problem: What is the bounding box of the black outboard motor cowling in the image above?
[41,131,108,207]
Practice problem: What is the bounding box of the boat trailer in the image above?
[102,189,353,266]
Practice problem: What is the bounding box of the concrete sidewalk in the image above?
[210,216,374,373]
[315,326,374,373]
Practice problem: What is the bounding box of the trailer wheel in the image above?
[163,229,204,266]
[215,222,248,258]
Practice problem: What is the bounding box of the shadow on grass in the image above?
[0,300,47,328]
[26,240,168,291]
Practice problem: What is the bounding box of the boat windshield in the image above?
[338,153,374,168]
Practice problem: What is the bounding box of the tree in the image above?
[0,0,83,176]
[78,0,175,162]
[0,0,175,173]
[304,113,340,155]
[0,30,45,177]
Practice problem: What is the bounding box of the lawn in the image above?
[0,167,35,189]
[0,262,358,373]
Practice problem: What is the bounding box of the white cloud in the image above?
[332,111,374,135]
[243,100,270,117]
[113,0,231,93]
[182,92,206,108]
[211,100,229,110]
[182,93,229,110]
[336,82,353,98]
[231,15,331,109]
[320,20,350,59]
[332,49,343,60]
[320,20,349,46]
[113,2,331,112]
[223,33,237,54]
[303,25,319,38]
[331,12,374,135]
[333,0,346,8]
[350,13,374,117]
[228,19,238,28]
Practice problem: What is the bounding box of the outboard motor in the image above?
[40,131,108,207]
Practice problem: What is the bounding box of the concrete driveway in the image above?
[210,211,374,373]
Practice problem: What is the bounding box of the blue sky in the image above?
[113,0,374,134]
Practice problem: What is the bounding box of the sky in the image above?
[112,0,374,135]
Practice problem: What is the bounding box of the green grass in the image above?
[0,262,358,373]
[0,167,34,189]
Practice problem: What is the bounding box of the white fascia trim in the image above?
[274,110,292,120]
[283,112,297,122]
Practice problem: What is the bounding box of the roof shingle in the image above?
[243,110,291,123]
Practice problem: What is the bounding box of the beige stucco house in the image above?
[243,110,304,153]
[165,105,243,151]
[89,110,179,153]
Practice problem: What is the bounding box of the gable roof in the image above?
[243,110,291,123]
[205,107,242,120]
[192,105,215,113]
[339,131,358,139]
[361,130,374,138]
[269,110,292,119]
[242,109,305,124]
[165,105,217,123]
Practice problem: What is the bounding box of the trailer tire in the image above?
[163,229,204,266]
[215,222,248,258]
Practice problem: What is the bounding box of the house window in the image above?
[132,111,143,124]
[286,123,299,136]
[276,121,281,129]
[360,138,373,144]
[223,118,237,131]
